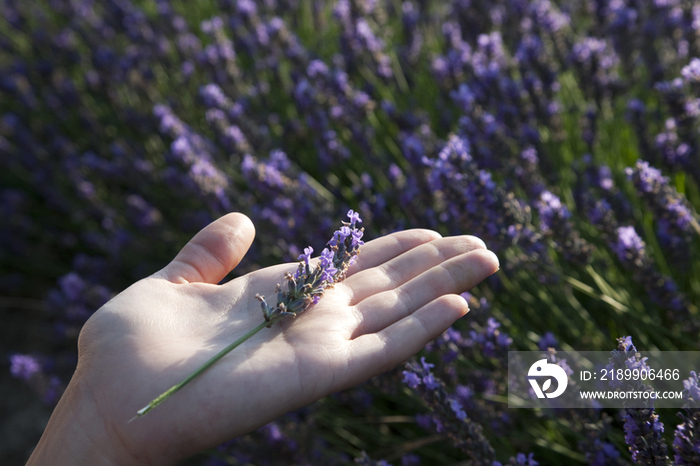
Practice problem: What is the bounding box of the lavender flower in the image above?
[8,353,65,404]
[403,357,495,465]
[673,372,700,465]
[333,0,393,79]
[153,104,232,213]
[423,134,528,253]
[613,226,645,263]
[9,354,41,381]
[622,409,668,466]
[537,332,558,351]
[492,452,539,466]
[683,372,700,407]
[258,210,363,324]
[681,58,700,83]
[673,412,700,466]
[625,160,699,266]
[607,337,669,465]
[577,412,626,466]
[609,224,688,317]
[570,36,622,104]
[355,451,391,466]
[241,149,336,260]
[536,190,593,264]
[467,317,513,359]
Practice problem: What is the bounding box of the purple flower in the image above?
[515,452,539,465]
[683,372,700,406]
[347,209,362,226]
[319,262,338,283]
[237,0,257,16]
[331,226,352,246]
[307,59,329,77]
[404,357,494,462]
[297,246,313,267]
[59,272,85,302]
[9,354,41,380]
[608,337,669,463]
[536,190,570,233]
[200,83,228,108]
[622,409,667,464]
[319,248,334,269]
[614,226,644,260]
[681,58,700,83]
[42,375,63,404]
[521,147,538,164]
[626,160,666,193]
[538,332,558,350]
[402,370,421,389]
[673,406,700,465]
[257,214,364,325]
[350,228,364,248]
[422,373,440,390]
[449,398,467,421]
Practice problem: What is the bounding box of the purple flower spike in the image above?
[614,226,644,261]
[259,214,364,326]
[681,58,700,83]
[674,373,700,466]
[449,398,467,421]
[9,354,41,381]
[608,337,669,463]
[683,372,700,405]
[402,370,421,389]
[347,209,362,226]
[403,356,495,463]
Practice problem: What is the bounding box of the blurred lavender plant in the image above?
[2,0,700,463]
[607,336,668,465]
[673,371,700,465]
[402,357,496,465]
[8,354,63,405]
[625,160,700,267]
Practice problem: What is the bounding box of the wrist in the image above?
[26,378,139,466]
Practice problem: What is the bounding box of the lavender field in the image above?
[2,0,700,464]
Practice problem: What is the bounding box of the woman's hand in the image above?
[27,213,499,466]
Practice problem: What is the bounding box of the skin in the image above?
[26,212,499,466]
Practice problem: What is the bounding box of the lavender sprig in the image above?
[131,210,364,419]
[256,209,364,326]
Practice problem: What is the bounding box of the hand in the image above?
[27,213,499,466]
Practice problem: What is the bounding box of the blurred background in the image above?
[2,0,700,464]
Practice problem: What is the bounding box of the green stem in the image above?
[131,320,269,421]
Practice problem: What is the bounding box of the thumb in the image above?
[156,212,256,284]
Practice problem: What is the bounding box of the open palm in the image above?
[30,213,499,466]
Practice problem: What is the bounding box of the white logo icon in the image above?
[527,359,568,399]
